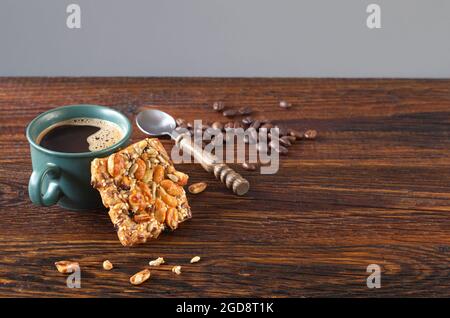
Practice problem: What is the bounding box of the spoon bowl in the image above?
[136,109,176,137]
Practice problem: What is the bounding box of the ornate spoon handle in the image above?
[174,133,250,196]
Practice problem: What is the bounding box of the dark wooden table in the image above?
[0,78,449,297]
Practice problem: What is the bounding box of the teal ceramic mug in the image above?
[26,105,132,210]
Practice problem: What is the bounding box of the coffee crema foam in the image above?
[37,117,124,152]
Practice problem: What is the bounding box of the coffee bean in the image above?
[269,140,288,155]
[203,127,214,139]
[279,100,292,109]
[211,121,224,131]
[274,125,288,136]
[261,123,274,130]
[224,121,234,129]
[304,129,318,140]
[238,107,252,115]
[242,162,257,171]
[176,123,188,130]
[223,109,238,117]
[194,122,208,131]
[211,136,223,146]
[250,120,261,130]
[193,127,203,135]
[285,135,296,143]
[279,136,292,147]
[242,116,253,125]
[260,118,272,124]
[289,129,303,140]
[174,126,182,134]
[257,142,268,153]
[176,118,186,126]
[213,101,225,111]
[203,121,211,129]
[245,128,258,144]
[279,145,289,155]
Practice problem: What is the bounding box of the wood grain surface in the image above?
[0,77,449,297]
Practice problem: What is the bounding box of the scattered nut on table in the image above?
[130,269,151,285]
[279,100,292,108]
[190,256,201,264]
[149,257,165,266]
[55,261,79,274]
[172,265,182,275]
[188,182,207,194]
[304,129,318,140]
[102,260,113,270]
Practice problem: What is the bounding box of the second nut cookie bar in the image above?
[91,138,191,246]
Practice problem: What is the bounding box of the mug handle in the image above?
[28,163,62,206]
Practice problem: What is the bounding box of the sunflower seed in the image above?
[250,120,261,130]
[129,163,138,176]
[289,129,303,140]
[176,118,186,126]
[279,136,292,147]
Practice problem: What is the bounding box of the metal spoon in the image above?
[136,109,249,196]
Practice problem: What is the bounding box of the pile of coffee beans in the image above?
[175,101,317,171]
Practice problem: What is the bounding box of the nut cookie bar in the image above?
[91,138,191,246]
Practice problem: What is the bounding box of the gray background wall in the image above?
[1,0,449,77]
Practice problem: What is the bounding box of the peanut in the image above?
[142,168,153,183]
[166,207,179,230]
[134,158,146,180]
[188,182,207,194]
[107,153,125,177]
[158,188,178,207]
[173,171,189,186]
[155,207,167,223]
[154,198,167,223]
[153,165,165,184]
[103,260,113,270]
[55,261,79,274]
[160,179,183,197]
[130,269,151,285]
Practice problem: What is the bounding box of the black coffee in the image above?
[37,118,123,153]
